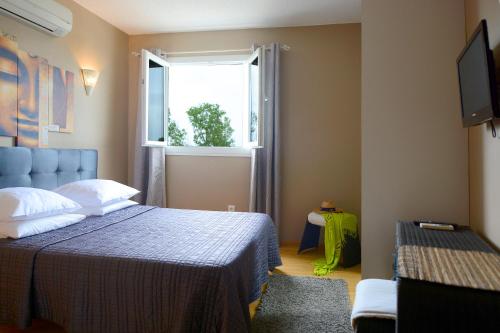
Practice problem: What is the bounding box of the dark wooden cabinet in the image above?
[395,222,500,333]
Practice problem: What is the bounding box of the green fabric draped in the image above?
[313,212,358,276]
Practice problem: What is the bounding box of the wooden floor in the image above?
[0,244,361,333]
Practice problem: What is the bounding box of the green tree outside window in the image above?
[167,112,187,146]
[186,103,234,147]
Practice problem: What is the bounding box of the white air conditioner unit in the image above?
[0,0,72,37]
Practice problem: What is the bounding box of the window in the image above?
[141,50,168,146]
[140,48,263,156]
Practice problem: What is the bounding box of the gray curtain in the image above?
[132,55,166,207]
[249,43,281,232]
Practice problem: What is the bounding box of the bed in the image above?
[0,147,282,333]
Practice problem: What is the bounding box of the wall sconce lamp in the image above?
[81,69,99,96]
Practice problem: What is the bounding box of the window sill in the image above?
[165,146,252,157]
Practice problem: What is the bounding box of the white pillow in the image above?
[0,187,82,222]
[77,200,138,216]
[0,214,86,239]
[54,179,140,207]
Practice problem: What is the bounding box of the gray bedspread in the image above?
[0,206,282,332]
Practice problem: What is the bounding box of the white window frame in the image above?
[244,47,264,148]
[141,49,169,147]
[165,146,252,157]
[140,49,263,157]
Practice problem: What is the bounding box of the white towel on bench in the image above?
[351,279,397,329]
[307,211,326,227]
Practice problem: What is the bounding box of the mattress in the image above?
[0,205,282,333]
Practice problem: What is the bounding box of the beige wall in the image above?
[0,0,129,183]
[361,0,469,278]
[166,156,251,211]
[129,25,361,242]
[467,0,500,249]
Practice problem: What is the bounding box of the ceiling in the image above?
[73,0,361,35]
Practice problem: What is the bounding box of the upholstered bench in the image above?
[351,279,396,333]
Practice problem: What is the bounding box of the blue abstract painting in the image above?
[0,36,18,137]
[17,50,45,148]
[49,65,74,133]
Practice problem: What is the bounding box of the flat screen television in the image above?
[457,19,499,128]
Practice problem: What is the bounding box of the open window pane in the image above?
[148,60,165,142]
[249,58,259,143]
[141,49,168,147]
[247,47,262,146]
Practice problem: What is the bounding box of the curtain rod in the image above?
[131,44,290,57]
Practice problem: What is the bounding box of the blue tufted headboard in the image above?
[0,147,97,190]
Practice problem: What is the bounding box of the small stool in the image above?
[298,212,361,267]
[351,279,397,333]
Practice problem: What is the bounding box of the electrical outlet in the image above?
[227,205,236,212]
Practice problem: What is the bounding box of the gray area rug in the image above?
[252,275,353,333]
